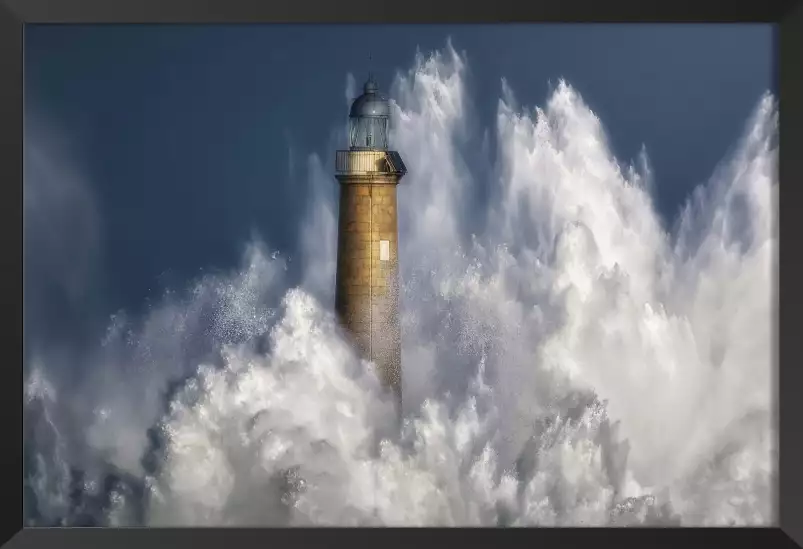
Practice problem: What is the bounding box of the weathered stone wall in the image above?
[334,173,401,404]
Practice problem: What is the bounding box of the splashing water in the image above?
[24,44,777,527]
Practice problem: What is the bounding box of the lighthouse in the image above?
[334,74,406,407]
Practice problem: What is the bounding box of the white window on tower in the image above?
[379,240,390,261]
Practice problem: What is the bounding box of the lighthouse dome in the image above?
[349,76,390,119]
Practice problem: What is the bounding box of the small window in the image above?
[379,240,390,261]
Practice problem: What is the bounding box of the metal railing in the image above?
[335,150,389,174]
[335,151,407,176]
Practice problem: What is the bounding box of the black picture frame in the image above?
[4,0,801,547]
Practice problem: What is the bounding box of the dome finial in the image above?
[365,54,378,94]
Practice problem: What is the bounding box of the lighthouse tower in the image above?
[334,74,406,406]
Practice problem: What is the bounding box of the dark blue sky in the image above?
[24,24,774,320]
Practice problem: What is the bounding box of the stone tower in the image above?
[334,74,406,407]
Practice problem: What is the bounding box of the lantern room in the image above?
[348,74,390,150]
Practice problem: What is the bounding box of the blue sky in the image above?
[24,24,774,323]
